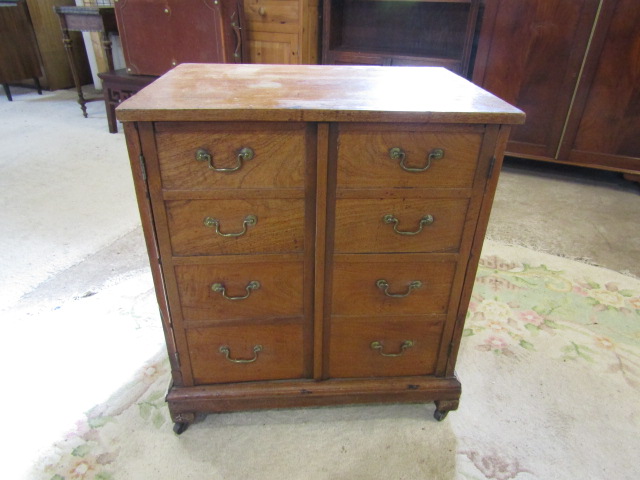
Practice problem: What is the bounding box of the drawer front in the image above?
[334,197,469,253]
[328,316,444,378]
[175,257,304,322]
[331,255,456,316]
[166,199,305,255]
[155,122,306,190]
[337,127,483,188]
[187,321,305,384]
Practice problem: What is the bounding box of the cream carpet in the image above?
[0,87,139,308]
[2,87,639,480]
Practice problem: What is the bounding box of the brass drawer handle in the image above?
[203,214,257,237]
[211,280,260,301]
[219,344,263,363]
[389,147,444,172]
[376,279,422,298]
[383,213,434,235]
[371,340,414,357]
[195,147,254,172]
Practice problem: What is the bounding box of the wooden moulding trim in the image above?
[335,188,473,199]
[313,123,330,379]
[445,125,510,376]
[137,121,195,386]
[118,110,525,125]
[507,150,640,174]
[166,376,462,412]
[123,122,181,382]
[162,189,305,201]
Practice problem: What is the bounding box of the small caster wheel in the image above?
[434,409,448,421]
[173,422,189,435]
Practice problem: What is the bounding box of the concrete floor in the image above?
[489,157,640,278]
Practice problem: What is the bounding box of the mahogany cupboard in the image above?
[115,0,246,76]
[473,0,640,180]
[117,64,523,433]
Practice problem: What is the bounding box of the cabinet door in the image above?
[116,0,243,76]
[473,0,600,159]
[246,30,299,63]
[560,0,640,172]
[244,0,301,64]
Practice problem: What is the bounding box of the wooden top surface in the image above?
[116,64,525,124]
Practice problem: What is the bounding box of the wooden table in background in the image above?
[54,5,117,117]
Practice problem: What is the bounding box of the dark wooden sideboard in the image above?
[473,0,640,181]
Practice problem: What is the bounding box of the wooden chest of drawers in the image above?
[117,63,523,434]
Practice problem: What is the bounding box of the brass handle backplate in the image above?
[376,279,422,298]
[219,344,263,363]
[203,214,257,237]
[211,280,260,300]
[389,147,444,172]
[370,340,414,357]
[383,214,434,235]
[195,147,254,172]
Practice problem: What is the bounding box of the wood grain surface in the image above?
[328,316,445,378]
[155,122,307,190]
[117,64,525,124]
[333,197,469,253]
[187,320,306,384]
[166,198,305,255]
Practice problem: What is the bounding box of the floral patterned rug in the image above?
[30,241,640,480]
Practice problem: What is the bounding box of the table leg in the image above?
[103,87,118,133]
[101,30,115,72]
[60,27,88,118]
[2,84,11,101]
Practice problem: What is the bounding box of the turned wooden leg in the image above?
[101,30,115,72]
[60,28,88,117]
[2,84,11,101]
[171,412,196,435]
[434,399,459,421]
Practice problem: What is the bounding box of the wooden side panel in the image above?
[563,0,640,171]
[123,122,183,385]
[444,125,510,376]
[116,0,244,76]
[474,0,599,158]
[26,0,91,89]
[0,0,42,83]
